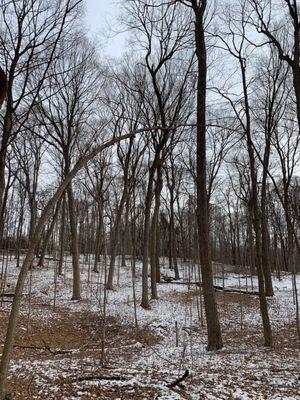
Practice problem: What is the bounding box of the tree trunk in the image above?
[261,206,274,296]
[122,195,130,267]
[193,1,222,351]
[15,188,26,268]
[37,200,61,267]
[150,167,163,299]
[107,187,128,290]
[0,111,12,246]
[67,183,81,300]
[169,189,179,279]
[93,201,103,273]
[240,57,272,346]
[141,168,155,309]
[58,194,66,276]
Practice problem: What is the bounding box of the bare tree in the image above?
[213,1,273,345]
[124,0,194,307]
[250,0,300,130]
[33,37,102,299]
[0,125,161,399]
[0,0,83,243]
[183,0,223,350]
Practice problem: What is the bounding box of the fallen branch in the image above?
[42,339,73,355]
[71,375,127,383]
[167,369,189,388]
[13,341,73,355]
[13,339,102,355]
[159,281,199,286]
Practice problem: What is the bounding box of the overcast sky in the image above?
[85,0,126,58]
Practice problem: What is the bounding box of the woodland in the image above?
[0,0,299,399]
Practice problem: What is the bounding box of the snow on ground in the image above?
[0,255,299,399]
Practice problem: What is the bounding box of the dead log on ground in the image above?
[213,285,260,296]
[159,281,261,296]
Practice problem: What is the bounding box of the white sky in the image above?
[84,0,126,58]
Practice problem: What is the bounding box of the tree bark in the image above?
[93,200,103,273]
[240,58,272,346]
[141,167,155,309]
[37,200,61,267]
[168,181,179,279]
[58,194,66,276]
[107,187,128,290]
[150,167,163,299]
[193,0,223,351]
[67,183,81,300]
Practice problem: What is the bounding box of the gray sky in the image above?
[85,0,126,58]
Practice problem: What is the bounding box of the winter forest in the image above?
[0,0,299,399]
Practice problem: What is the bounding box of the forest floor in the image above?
[0,256,299,399]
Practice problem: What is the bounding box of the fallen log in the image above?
[214,285,260,296]
[159,280,261,296]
